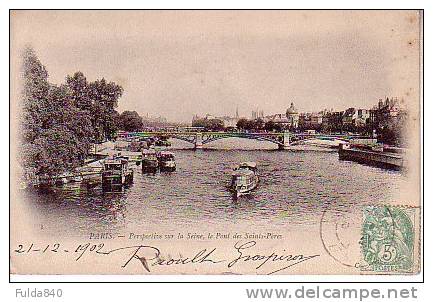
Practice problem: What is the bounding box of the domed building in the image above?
[286,102,299,129]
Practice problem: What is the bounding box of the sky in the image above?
[11,10,420,122]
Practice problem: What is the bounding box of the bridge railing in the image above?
[117,130,370,139]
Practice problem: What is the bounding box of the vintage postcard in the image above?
[10,10,422,276]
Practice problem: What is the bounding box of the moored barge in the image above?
[102,156,134,192]
[142,149,158,173]
[338,143,405,170]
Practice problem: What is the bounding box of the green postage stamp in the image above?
[361,205,418,274]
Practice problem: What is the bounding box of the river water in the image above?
[23,138,406,237]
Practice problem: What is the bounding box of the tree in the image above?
[206,119,225,131]
[118,110,144,132]
[21,47,50,179]
[65,71,92,110]
[377,111,408,146]
[252,118,264,131]
[264,120,283,132]
[66,72,124,142]
[21,47,50,144]
[20,48,93,179]
[236,118,264,131]
[87,78,123,141]
[264,121,275,132]
[236,118,250,130]
[192,118,225,131]
[28,90,93,177]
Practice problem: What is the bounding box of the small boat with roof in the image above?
[142,149,158,173]
[230,161,259,198]
[157,151,176,172]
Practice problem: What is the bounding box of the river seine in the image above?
[23,138,406,237]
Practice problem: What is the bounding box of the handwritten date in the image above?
[14,241,320,275]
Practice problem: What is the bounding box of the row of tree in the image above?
[21,48,123,179]
[236,118,285,132]
[192,117,286,132]
[191,118,225,131]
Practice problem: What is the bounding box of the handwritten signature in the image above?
[14,241,319,275]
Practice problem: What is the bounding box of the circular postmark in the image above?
[319,203,364,268]
[320,203,415,273]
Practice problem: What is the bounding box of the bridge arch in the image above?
[168,135,196,145]
[202,134,284,148]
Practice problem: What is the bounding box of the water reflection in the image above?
[26,182,128,235]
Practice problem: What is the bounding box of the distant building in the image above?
[219,116,239,128]
[285,102,299,129]
[322,110,344,133]
[142,114,169,127]
[386,97,403,117]
[310,113,323,128]
[143,113,168,124]
[354,109,370,127]
[342,108,357,127]
[251,109,264,120]
[263,102,299,129]
[298,113,310,129]
[264,113,291,128]
[369,96,406,130]
[192,110,240,128]
[341,106,370,131]
[299,111,323,130]
[368,96,407,145]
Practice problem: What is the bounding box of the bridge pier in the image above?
[194,132,203,149]
[279,131,291,150]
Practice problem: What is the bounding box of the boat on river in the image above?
[157,151,176,172]
[155,139,171,147]
[230,162,259,198]
[102,156,134,192]
[142,149,158,173]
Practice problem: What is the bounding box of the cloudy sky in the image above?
[11,10,420,122]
